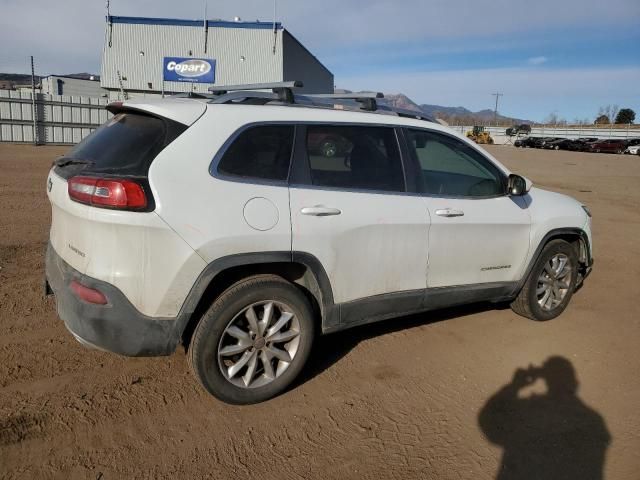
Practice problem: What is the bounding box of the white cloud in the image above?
[528,56,548,65]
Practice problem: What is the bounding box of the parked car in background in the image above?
[624,138,640,148]
[533,137,562,148]
[624,144,640,155]
[506,124,532,136]
[568,138,600,152]
[569,139,597,150]
[589,139,627,154]
[514,136,538,148]
[543,138,570,150]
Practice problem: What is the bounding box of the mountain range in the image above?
[383,93,532,125]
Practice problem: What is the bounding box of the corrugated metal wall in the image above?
[0,90,110,144]
[102,22,286,95]
[41,76,105,97]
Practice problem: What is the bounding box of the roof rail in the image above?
[376,105,435,122]
[208,81,303,103]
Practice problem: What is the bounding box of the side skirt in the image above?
[323,282,517,334]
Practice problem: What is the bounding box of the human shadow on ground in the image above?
[478,356,610,480]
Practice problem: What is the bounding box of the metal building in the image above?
[101,16,334,99]
[40,75,105,97]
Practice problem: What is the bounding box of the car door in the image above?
[289,124,430,311]
[404,128,531,288]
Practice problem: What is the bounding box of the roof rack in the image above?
[203,81,434,123]
[304,92,384,111]
[208,81,303,103]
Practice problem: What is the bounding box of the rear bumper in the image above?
[45,243,180,356]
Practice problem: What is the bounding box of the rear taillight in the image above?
[70,280,108,305]
[68,176,147,210]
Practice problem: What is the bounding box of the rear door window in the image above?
[216,125,294,182]
[58,112,185,177]
[304,125,405,192]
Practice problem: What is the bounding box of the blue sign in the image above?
[163,57,216,83]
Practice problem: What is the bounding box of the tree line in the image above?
[546,105,636,126]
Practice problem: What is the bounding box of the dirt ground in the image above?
[0,143,638,479]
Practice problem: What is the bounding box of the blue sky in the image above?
[1,0,638,122]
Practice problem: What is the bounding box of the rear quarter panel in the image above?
[47,169,206,317]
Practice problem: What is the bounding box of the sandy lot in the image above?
[0,143,638,479]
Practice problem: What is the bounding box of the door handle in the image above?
[435,208,464,217]
[300,206,342,216]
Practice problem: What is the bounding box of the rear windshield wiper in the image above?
[53,158,94,168]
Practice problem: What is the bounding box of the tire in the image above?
[511,239,579,321]
[189,275,315,404]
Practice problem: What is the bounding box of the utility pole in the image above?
[492,92,503,126]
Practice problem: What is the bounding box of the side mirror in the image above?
[508,174,530,196]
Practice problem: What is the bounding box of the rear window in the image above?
[56,112,186,177]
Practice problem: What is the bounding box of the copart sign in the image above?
[163,57,216,83]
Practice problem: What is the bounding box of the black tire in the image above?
[511,240,579,321]
[189,275,315,404]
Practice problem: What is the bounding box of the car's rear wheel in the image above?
[189,275,315,404]
[511,239,579,321]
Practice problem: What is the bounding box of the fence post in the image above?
[30,55,38,145]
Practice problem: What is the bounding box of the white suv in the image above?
[45,83,593,404]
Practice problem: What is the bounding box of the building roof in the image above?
[107,15,283,30]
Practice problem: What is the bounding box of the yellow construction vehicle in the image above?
[466,126,494,144]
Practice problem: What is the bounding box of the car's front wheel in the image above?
[511,239,579,321]
[189,275,315,404]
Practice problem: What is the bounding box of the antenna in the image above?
[106,0,113,47]
[203,0,208,53]
[272,0,277,54]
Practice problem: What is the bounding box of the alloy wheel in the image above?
[536,253,572,311]
[217,301,301,388]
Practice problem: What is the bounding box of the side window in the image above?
[406,129,505,197]
[305,125,405,192]
[217,125,294,181]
